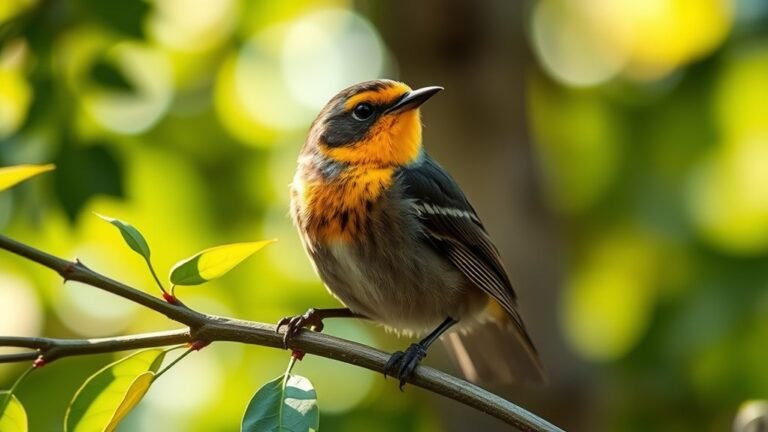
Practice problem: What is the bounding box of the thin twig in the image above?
[0,329,191,364]
[0,234,564,432]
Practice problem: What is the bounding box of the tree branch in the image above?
[0,234,564,432]
[0,329,191,364]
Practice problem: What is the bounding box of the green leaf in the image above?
[170,240,275,286]
[241,374,318,432]
[95,213,151,260]
[65,349,166,432]
[88,59,134,93]
[105,372,154,431]
[79,0,151,38]
[0,392,27,432]
[53,143,124,222]
[0,164,55,191]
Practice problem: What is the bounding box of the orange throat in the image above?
[293,165,395,243]
[321,109,423,166]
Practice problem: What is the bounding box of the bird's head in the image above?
[305,80,443,167]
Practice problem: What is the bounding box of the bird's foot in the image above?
[275,308,325,348]
[384,343,428,390]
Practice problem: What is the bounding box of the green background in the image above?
[1,0,768,430]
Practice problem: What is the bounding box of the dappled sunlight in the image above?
[85,43,173,134]
[0,273,42,339]
[56,280,138,337]
[688,135,768,254]
[214,53,279,146]
[148,0,237,54]
[561,230,660,361]
[0,41,32,138]
[531,0,627,87]
[2,0,767,430]
[528,75,620,213]
[687,47,768,254]
[139,348,225,431]
[281,9,389,111]
[0,0,35,23]
[531,0,733,85]
[298,321,377,414]
[214,7,389,146]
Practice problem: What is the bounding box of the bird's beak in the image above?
[385,86,443,114]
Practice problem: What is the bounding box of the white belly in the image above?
[315,240,487,336]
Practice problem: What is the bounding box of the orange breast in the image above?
[296,166,395,243]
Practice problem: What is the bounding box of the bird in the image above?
[278,79,544,388]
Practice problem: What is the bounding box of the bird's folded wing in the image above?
[398,157,538,354]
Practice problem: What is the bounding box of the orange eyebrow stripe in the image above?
[344,82,412,111]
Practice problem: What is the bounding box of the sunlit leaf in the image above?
[105,372,154,431]
[170,240,275,286]
[241,374,318,432]
[95,213,151,260]
[0,392,27,432]
[65,349,166,432]
[0,164,55,191]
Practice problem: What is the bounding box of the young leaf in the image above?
[241,374,318,432]
[65,349,166,432]
[0,392,27,432]
[0,164,55,191]
[95,214,151,260]
[104,372,154,431]
[170,240,275,286]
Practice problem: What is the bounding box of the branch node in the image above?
[33,356,47,368]
[188,340,210,351]
[0,233,563,431]
[61,262,76,279]
[162,292,178,304]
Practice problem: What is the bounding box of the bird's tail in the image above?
[442,316,546,385]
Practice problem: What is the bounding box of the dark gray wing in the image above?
[398,155,539,358]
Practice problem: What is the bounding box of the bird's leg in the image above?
[385,317,458,390]
[276,307,366,347]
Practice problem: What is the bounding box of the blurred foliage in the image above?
[0,0,767,431]
[529,0,768,430]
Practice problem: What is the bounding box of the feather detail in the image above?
[398,155,542,370]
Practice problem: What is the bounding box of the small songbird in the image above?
[279,79,544,387]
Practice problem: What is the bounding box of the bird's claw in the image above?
[275,308,325,348]
[383,343,428,390]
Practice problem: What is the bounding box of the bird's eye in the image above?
[352,103,374,121]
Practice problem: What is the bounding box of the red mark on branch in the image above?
[189,340,210,351]
[33,356,47,368]
[291,350,306,361]
[61,262,77,282]
[162,292,177,304]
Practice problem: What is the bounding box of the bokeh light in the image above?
[528,76,620,213]
[2,1,767,431]
[215,7,389,147]
[531,0,734,86]
[85,43,173,134]
[531,0,627,87]
[281,9,388,111]
[0,273,42,339]
[561,230,659,361]
[148,0,237,53]
[688,47,768,254]
[0,41,32,138]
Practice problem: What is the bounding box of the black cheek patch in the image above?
[321,100,383,147]
[322,115,376,147]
